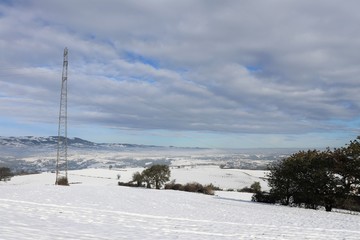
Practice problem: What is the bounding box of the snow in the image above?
[1,166,268,190]
[1,169,360,239]
[170,165,269,191]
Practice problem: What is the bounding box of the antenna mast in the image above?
[55,47,69,185]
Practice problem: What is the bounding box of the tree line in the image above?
[253,137,360,212]
[119,164,217,195]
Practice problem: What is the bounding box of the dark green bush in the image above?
[238,187,253,193]
[118,181,142,187]
[252,191,276,204]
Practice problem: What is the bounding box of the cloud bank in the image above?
[0,0,359,147]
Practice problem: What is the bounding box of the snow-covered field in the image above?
[1,168,360,239]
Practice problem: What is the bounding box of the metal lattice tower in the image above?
[55,47,69,185]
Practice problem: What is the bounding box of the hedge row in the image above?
[164,181,217,195]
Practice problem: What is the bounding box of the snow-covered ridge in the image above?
[0,136,57,147]
[0,136,157,148]
[0,136,93,147]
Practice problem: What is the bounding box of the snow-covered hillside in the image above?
[1,169,359,239]
[4,166,269,190]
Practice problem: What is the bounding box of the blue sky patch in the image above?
[124,51,160,69]
[0,0,14,7]
[245,65,262,73]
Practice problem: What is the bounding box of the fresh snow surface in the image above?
[1,169,360,239]
[99,165,269,191]
[170,165,269,191]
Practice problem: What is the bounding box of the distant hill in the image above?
[0,136,88,147]
[0,136,168,173]
[0,136,157,148]
[0,136,296,174]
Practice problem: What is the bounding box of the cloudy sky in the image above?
[0,0,359,148]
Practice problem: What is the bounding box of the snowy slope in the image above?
[3,166,269,190]
[1,170,360,239]
[170,165,269,190]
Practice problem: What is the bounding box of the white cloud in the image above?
[0,0,359,147]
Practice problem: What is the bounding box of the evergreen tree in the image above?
[267,150,337,210]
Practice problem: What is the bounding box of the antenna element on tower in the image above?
[55,47,69,185]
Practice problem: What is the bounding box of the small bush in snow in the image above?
[0,167,13,182]
[56,176,69,186]
[239,181,262,193]
[252,191,276,204]
[202,184,215,195]
[118,181,142,187]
